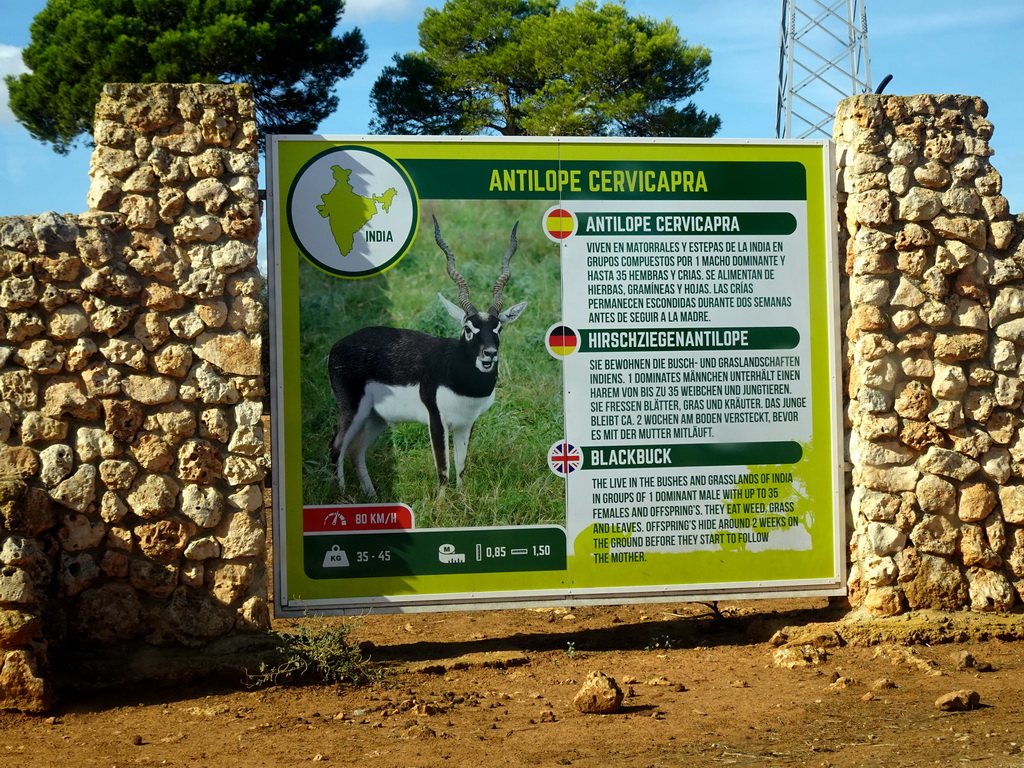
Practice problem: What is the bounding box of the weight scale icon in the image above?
[322,545,349,567]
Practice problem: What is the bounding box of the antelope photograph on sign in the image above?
[327,217,528,499]
[267,136,844,615]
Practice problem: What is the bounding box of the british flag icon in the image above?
[548,441,582,477]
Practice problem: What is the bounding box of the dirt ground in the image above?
[4,597,1024,768]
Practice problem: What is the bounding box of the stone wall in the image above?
[836,94,1023,616]
[0,83,267,711]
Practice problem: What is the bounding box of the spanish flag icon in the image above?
[546,323,578,358]
[544,206,575,241]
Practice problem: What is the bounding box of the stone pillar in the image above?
[0,83,268,710]
[836,94,1021,616]
[0,479,55,712]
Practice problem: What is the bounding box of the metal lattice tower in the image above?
[776,0,873,139]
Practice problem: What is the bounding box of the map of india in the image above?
[316,165,398,256]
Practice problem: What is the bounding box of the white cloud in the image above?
[0,44,29,125]
[344,0,418,22]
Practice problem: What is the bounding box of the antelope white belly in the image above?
[366,382,428,424]
[436,385,495,428]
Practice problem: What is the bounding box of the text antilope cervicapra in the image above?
[328,217,528,497]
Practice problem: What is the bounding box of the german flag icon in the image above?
[546,323,578,358]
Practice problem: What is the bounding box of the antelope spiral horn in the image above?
[488,221,518,314]
[433,216,475,314]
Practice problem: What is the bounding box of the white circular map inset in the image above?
[288,147,418,277]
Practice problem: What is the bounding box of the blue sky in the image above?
[1,0,1023,218]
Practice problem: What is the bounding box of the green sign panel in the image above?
[304,527,567,579]
[267,136,844,615]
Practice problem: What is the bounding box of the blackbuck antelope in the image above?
[328,217,528,497]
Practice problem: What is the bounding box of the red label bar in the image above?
[302,504,414,533]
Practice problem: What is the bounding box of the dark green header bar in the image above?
[583,442,803,470]
[401,159,807,201]
[581,327,800,353]
[577,211,797,236]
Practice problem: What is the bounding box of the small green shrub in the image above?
[250,616,381,688]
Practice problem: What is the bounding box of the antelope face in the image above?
[462,314,502,373]
[441,296,529,374]
[433,215,528,375]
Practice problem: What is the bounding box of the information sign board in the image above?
[267,137,843,615]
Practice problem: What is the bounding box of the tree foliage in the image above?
[370,0,720,138]
[6,0,367,153]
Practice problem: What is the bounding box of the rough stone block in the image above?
[0,649,56,713]
[919,446,979,481]
[573,671,624,714]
